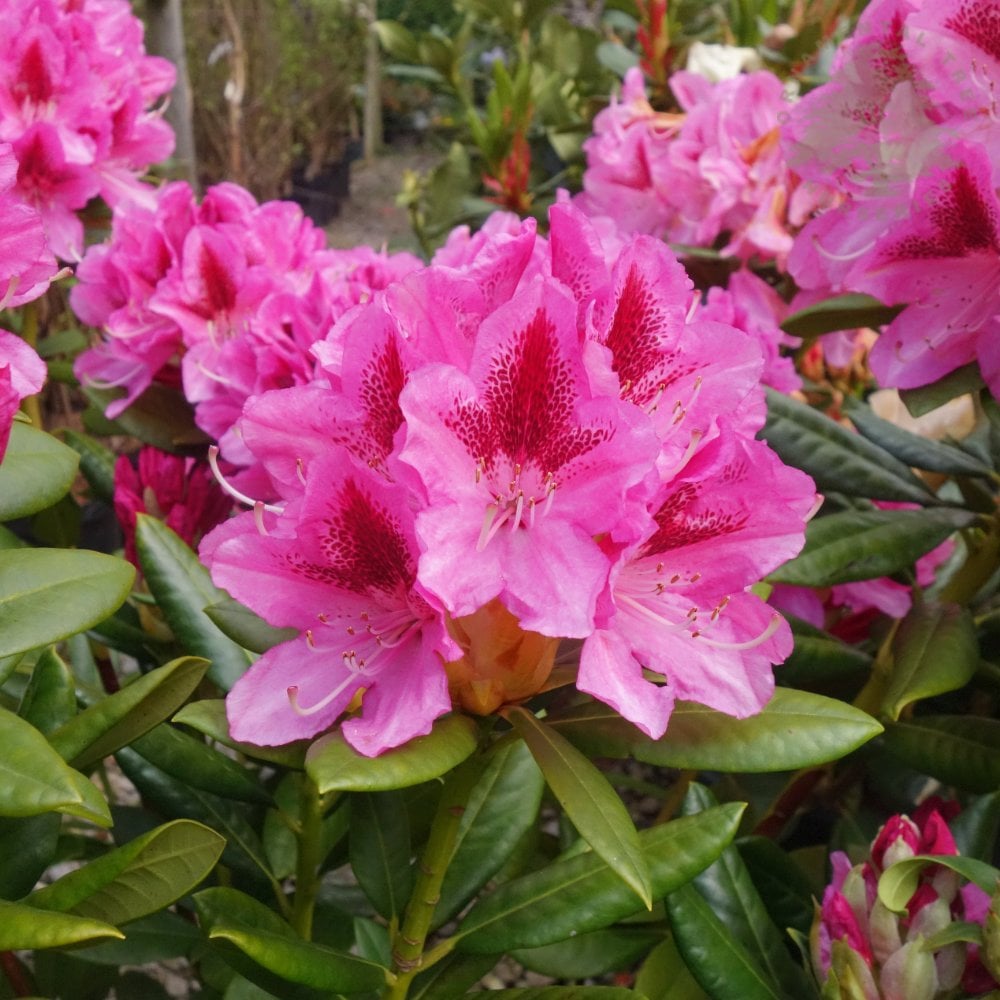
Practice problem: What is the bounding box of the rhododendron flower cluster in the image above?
[781,0,1000,398]
[72,180,421,482]
[0,0,176,259]
[812,801,999,998]
[200,200,816,756]
[578,66,826,268]
[0,142,57,462]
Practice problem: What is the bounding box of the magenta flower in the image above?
[113,447,232,567]
[201,450,454,755]
[0,329,46,462]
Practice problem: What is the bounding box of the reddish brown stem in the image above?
[1,951,34,997]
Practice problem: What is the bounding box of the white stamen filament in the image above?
[811,234,876,263]
[663,430,703,478]
[208,446,283,513]
[0,276,21,311]
[253,501,269,536]
[618,593,703,633]
[287,669,360,717]
[692,613,783,651]
[510,492,525,532]
[194,356,236,386]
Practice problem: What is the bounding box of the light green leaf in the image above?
[882,603,978,720]
[878,854,1000,913]
[769,508,976,588]
[508,706,651,909]
[49,656,209,771]
[29,819,225,925]
[306,714,479,793]
[0,422,79,520]
[0,706,111,826]
[19,646,76,735]
[635,936,709,1000]
[761,389,935,504]
[549,689,882,773]
[0,899,123,950]
[882,716,1000,792]
[456,804,744,953]
[135,515,252,691]
[173,699,306,768]
[0,548,135,658]
[204,597,297,654]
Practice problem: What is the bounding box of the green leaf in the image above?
[512,926,663,979]
[466,991,644,998]
[0,899,123,950]
[0,814,61,898]
[49,656,210,771]
[0,706,111,826]
[769,508,976,588]
[73,911,203,966]
[666,882,782,1000]
[761,389,935,504]
[204,597,297,654]
[882,715,1000,792]
[435,739,545,928]
[635,936,709,1000]
[455,804,744,953]
[85,382,209,452]
[780,293,902,338]
[508,707,652,909]
[842,397,994,478]
[0,548,135,658]
[373,19,420,60]
[878,854,1000,913]
[0,422,79,520]
[882,603,978,720]
[349,791,413,921]
[780,621,873,686]
[681,785,812,998]
[409,952,499,999]
[549,689,882,773]
[194,887,386,995]
[29,819,225,925]
[737,837,816,938]
[61,429,117,503]
[132,723,272,804]
[899,364,985,418]
[951,791,1000,861]
[19,646,76,735]
[134,515,252,691]
[173,699,306,768]
[306,714,479,793]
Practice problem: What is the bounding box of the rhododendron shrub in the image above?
[781,0,1000,397]
[201,201,816,754]
[0,0,175,258]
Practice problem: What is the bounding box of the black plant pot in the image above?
[290,158,352,226]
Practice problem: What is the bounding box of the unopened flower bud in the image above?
[879,939,937,1000]
[983,889,1000,984]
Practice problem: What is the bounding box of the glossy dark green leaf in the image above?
[135,515,252,690]
[769,508,976,588]
[85,382,209,451]
[116,747,277,888]
[882,716,1000,792]
[951,792,1000,860]
[0,706,111,826]
[0,422,79,520]
[469,991,644,999]
[682,785,811,998]
[29,819,224,925]
[306,714,478,793]
[32,492,82,547]
[204,597,298,654]
[435,739,545,927]
[0,899,123,950]
[899,364,985,418]
[73,911,203,966]
[456,803,743,953]
[349,791,413,921]
[635,936,709,1000]
[882,603,978,720]
[761,389,934,503]
[549,689,882,773]
[132,722,272,804]
[194,887,386,994]
[88,608,174,665]
[667,882,783,1000]
[780,622,872,686]
[0,813,60,899]
[780,293,902,338]
[61,429,117,503]
[512,925,663,978]
[353,916,392,967]
[409,952,499,1000]
[737,837,816,938]
[878,854,1000,912]
[49,656,209,771]
[19,646,76,735]
[0,548,135,658]
[842,397,993,477]
[173,699,306,768]
[509,707,651,909]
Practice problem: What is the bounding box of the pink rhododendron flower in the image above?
[812,800,999,998]
[113,447,232,566]
[0,329,46,461]
[200,200,816,752]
